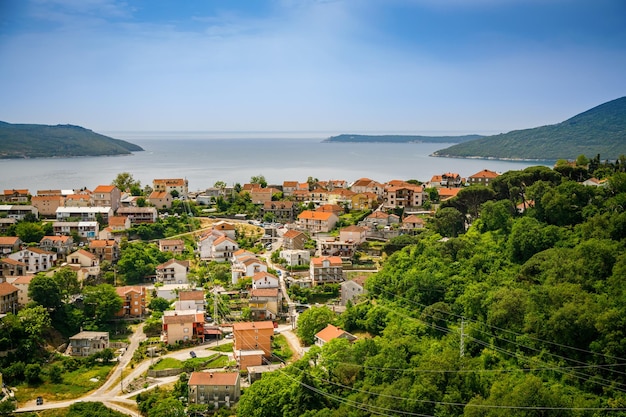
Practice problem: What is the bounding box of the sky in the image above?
[0,0,625,135]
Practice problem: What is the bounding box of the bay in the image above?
[0,132,552,192]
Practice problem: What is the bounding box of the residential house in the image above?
[31,195,64,218]
[308,188,329,205]
[401,215,425,232]
[297,210,339,233]
[438,187,462,201]
[0,258,26,279]
[291,189,310,203]
[350,178,385,197]
[279,249,310,267]
[55,206,113,223]
[148,191,172,209]
[315,204,344,216]
[212,236,238,263]
[115,286,146,318]
[92,185,121,211]
[52,221,99,240]
[233,321,274,367]
[310,256,344,286]
[327,189,356,208]
[116,207,158,224]
[361,211,400,228]
[99,216,131,240]
[231,253,267,285]
[8,248,57,274]
[429,175,443,188]
[252,271,279,289]
[0,205,38,220]
[153,178,188,197]
[351,192,379,211]
[66,249,100,281]
[39,236,73,258]
[341,276,367,306]
[318,236,358,259]
[282,230,308,250]
[0,218,16,234]
[188,372,240,408]
[282,181,299,197]
[467,169,500,186]
[156,259,190,284]
[441,172,463,187]
[0,282,19,314]
[339,225,367,244]
[158,239,186,255]
[162,311,205,344]
[248,187,279,205]
[262,201,297,222]
[68,331,109,356]
[63,193,92,207]
[0,189,30,203]
[5,275,35,307]
[176,290,206,312]
[0,237,22,255]
[582,178,608,187]
[212,221,236,239]
[383,182,425,209]
[89,239,120,262]
[314,324,356,347]
[249,288,281,320]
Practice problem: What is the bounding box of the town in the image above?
[0,165,610,416]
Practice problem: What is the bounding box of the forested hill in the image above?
[0,121,143,158]
[433,96,626,160]
[323,133,483,143]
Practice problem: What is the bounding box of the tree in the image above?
[149,297,170,312]
[148,397,185,417]
[24,363,42,384]
[478,200,513,233]
[53,267,81,302]
[83,284,123,324]
[47,363,63,383]
[15,221,45,243]
[111,172,141,192]
[432,207,465,237]
[0,399,16,416]
[250,174,267,188]
[214,180,227,189]
[18,305,51,340]
[297,306,336,346]
[28,274,62,310]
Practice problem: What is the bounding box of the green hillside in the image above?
[0,121,143,158]
[433,96,626,160]
[324,133,483,143]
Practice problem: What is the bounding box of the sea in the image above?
[0,131,553,193]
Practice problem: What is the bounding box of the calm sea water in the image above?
[0,132,551,192]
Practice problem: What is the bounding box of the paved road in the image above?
[15,324,234,416]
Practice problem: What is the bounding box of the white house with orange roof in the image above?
[315,204,344,216]
[383,181,425,209]
[66,249,100,281]
[156,259,190,284]
[310,256,344,285]
[212,221,237,239]
[1,189,30,204]
[0,258,27,279]
[176,290,206,312]
[441,172,463,188]
[212,236,238,262]
[92,185,121,211]
[0,282,19,314]
[4,275,34,307]
[0,236,22,255]
[339,225,367,244]
[249,287,281,320]
[362,211,400,228]
[158,239,186,255]
[314,324,356,347]
[401,215,426,232]
[39,235,73,258]
[327,188,356,207]
[438,187,462,201]
[231,255,267,285]
[162,311,204,344]
[88,239,120,262]
[282,181,299,197]
[350,178,385,196]
[309,188,329,205]
[153,178,188,196]
[252,271,279,289]
[467,169,500,186]
[279,249,310,267]
[8,248,57,274]
[297,210,339,233]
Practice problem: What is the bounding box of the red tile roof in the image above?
[315,324,354,343]
[93,185,116,192]
[188,371,239,386]
[0,282,19,296]
[251,288,279,297]
[179,290,205,301]
[232,321,275,331]
[311,256,343,267]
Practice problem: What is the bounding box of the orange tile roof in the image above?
[315,324,351,343]
[156,259,190,269]
[283,181,298,187]
[352,178,373,187]
[163,312,203,324]
[232,321,275,331]
[159,239,185,246]
[188,372,239,386]
[149,191,169,199]
[115,286,145,297]
[438,188,462,198]
[154,178,186,186]
[315,204,343,213]
[0,237,20,245]
[89,239,117,248]
[74,249,96,259]
[283,230,305,239]
[430,175,443,183]
[0,282,19,296]
[251,288,279,297]
[108,216,129,226]
[93,185,116,192]
[40,235,70,243]
[3,189,29,195]
[402,215,425,224]
[311,256,343,267]
[1,258,26,266]
[298,211,335,221]
[179,290,205,301]
[469,169,500,179]
[341,225,366,232]
[213,236,237,246]
[252,271,277,281]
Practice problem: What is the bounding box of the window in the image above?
[184,328,189,333]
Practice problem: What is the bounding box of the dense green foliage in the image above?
[324,134,483,143]
[238,167,626,416]
[434,96,626,160]
[0,121,143,158]
[65,402,128,417]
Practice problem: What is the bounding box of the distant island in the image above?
[323,134,483,144]
[0,121,143,159]
[432,96,626,161]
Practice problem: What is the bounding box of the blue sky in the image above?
[1,0,625,134]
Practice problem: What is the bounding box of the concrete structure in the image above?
[0,205,38,220]
[7,248,57,274]
[233,321,274,359]
[314,324,356,347]
[116,206,158,224]
[5,275,35,307]
[176,290,206,312]
[69,331,109,356]
[155,259,190,284]
[0,282,18,314]
[467,169,500,186]
[310,256,344,286]
[0,237,22,255]
[188,372,240,408]
[279,249,310,267]
[153,178,188,197]
[55,206,113,222]
[158,239,186,255]
[53,221,99,240]
[162,311,205,344]
[39,235,73,258]
[341,276,368,306]
[297,210,339,233]
[115,286,147,318]
[89,239,120,262]
[92,185,122,211]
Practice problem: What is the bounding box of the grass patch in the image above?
[204,355,228,368]
[209,342,234,353]
[15,364,115,404]
[271,335,293,362]
[150,357,183,371]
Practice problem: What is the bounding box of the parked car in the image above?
[189,351,196,358]
[36,396,43,405]
[224,333,233,339]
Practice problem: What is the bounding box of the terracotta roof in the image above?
[108,216,129,226]
[352,178,373,187]
[263,201,294,209]
[283,181,298,187]
[298,211,335,221]
[341,225,366,233]
[251,288,279,297]
[3,189,29,195]
[469,169,500,179]
[115,286,145,297]
[93,185,116,192]
[0,282,19,296]
[351,275,367,288]
[315,324,354,343]
[233,321,275,331]
[315,204,343,213]
[283,230,305,239]
[213,236,237,246]
[156,259,190,269]
[214,221,235,230]
[1,258,26,266]
[311,256,343,267]
[154,178,186,186]
[10,275,35,285]
[73,249,96,259]
[188,371,239,387]
[252,271,277,281]
[149,191,169,199]
[438,188,462,198]
[40,236,70,243]
[430,175,443,183]
[159,239,185,246]
[179,290,205,301]
[0,237,20,245]
[402,215,425,224]
[89,239,117,248]
[163,312,203,324]
[23,247,55,255]
[368,211,389,219]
